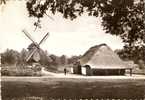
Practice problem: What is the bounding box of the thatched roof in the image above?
[80,44,131,69]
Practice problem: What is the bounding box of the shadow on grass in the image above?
[2,78,145,100]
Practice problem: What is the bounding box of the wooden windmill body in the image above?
[27,43,41,62]
[22,29,49,63]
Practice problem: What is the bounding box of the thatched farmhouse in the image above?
[73,44,132,76]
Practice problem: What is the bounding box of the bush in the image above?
[132,68,145,75]
[1,69,10,76]
[1,65,42,76]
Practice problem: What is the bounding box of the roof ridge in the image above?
[80,43,109,64]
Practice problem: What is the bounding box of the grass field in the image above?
[1,76,145,100]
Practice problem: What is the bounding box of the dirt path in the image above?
[41,67,145,79]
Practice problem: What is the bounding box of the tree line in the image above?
[0,48,80,67]
[1,47,145,71]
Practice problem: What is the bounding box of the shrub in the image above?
[1,69,10,76]
[1,65,42,76]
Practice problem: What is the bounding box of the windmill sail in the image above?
[23,29,49,62]
[39,32,49,45]
[22,29,38,46]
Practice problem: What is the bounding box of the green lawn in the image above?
[1,77,145,100]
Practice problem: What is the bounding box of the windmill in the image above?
[22,29,49,62]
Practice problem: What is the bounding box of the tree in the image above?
[26,0,145,62]
[20,48,28,65]
[39,49,52,66]
[49,54,60,66]
[68,55,81,64]
[0,0,6,4]
[60,55,68,65]
[1,49,20,65]
[116,46,145,63]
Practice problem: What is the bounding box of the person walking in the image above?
[64,68,67,75]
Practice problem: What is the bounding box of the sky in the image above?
[0,0,124,57]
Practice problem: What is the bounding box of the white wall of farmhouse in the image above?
[82,67,87,75]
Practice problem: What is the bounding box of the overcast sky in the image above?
[0,0,124,57]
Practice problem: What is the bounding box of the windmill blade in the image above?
[25,48,38,62]
[38,32,49,45]
[22,29,38,46]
